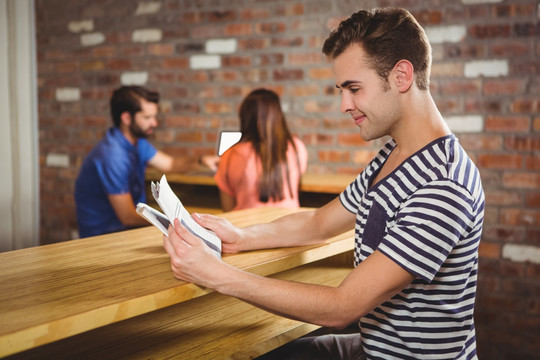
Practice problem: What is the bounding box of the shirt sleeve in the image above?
[95,150,132,195]
[378,179,476,282]
[138,139,158,164]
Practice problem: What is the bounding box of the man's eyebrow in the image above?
[336,80,360,89]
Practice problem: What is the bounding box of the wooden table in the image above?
[145,168,358,214]
[0,207,354,359]
[146,168,357,194]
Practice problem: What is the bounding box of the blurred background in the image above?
[1,0,538,358]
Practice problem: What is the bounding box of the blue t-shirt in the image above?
[340,135,484,359]
[75,127,157,238]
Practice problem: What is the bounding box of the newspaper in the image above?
[136,174,222,257]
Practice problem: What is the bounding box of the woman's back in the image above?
[215,137,307,210]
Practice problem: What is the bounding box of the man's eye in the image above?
[350,88,360,94]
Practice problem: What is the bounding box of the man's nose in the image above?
[340,93,355,114]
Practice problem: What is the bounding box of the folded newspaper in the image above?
[136,174,222,257]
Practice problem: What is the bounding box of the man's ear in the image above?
[393,60,414,92]
[120,111,132,126]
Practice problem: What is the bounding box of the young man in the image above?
[163,8,484,360]
[75,86,218,238]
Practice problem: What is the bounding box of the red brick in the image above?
[277,3,304,16]
[224,23,252,36]
[503,172,540,189]
[308,67,333,80]
[486,190,522,206]
[288,52,324,66]
[459,134,502,151]
[482,225,525,243]
[222,56,250,67]
[318,150,350,163]
[440,80,481,95]
[525,192,540,207]
[477,153,523,170]
[500,208,540,226]
[491,41,531,57]
[292,84,319,97]
[271,37,303,47]
[479,241,501,259]
[91,46,116,58]
[176,131,203,143]
[239,9,271,20]
[82,116,108,127]
[181,12,201,24]
[525,155,540,171]
[465,98,503,113]
[469,24,511,38]
[445,44,486,59]
[238,38,269,50]
[254,54,282,67]
[207,10,236,22]
[301,133,334,146]
[483,79,527,95]
[204,102,233,114]
[107,59,131,70]
[338,133,368,147]
[353,150,378,165]
[273,69,303,81]
[162,57,189,69]
[511,98,540,113]
[526,228,540,245]
[56,62,79,73]
[148,44,174,56]
[81,60,105,71]
[119,45,144,57]
[535,117,540,131]
[485,116,530,132]
[304,100,338,113]
[256,22,286,34]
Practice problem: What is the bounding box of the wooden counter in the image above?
[0,207,354,359]
[145,168,358,214]
[146,168,357,194]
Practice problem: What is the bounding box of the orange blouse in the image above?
[214,137,308,210]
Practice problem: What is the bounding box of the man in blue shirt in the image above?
[75,86,218,238]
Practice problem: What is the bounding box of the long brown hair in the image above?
[239,88,299,202]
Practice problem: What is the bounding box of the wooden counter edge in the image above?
[0,230,354,358]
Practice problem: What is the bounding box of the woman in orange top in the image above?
[215,89,308,211]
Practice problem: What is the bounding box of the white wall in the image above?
[0,0,39,251]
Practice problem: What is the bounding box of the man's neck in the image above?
[119,125,137,145]
[391,91,450,157]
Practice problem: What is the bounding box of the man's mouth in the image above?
[353,114,366,126]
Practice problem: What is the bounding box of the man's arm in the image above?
[164,214,415,328]
[219,190,236,212]
[193,196,356,252]
[108,193,149,227]
[148,150,219,173]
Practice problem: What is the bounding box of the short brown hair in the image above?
[110,86,159,127]
[322,8,432,90]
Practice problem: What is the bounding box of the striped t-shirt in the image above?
[340,135,484,360]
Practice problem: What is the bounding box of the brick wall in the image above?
[35,0,539,358]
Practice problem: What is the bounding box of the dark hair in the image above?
[109,86,159,127]
[322,8,432,90]
[239,88,299,203]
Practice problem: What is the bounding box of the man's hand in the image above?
[200,155,220,172]
[191,213,245,253]
[163,218,224,287]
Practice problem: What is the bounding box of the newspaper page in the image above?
[151,175,222,257]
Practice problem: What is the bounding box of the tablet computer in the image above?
[217,131,242,156]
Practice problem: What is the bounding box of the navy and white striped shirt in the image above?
[340,135,484,360]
